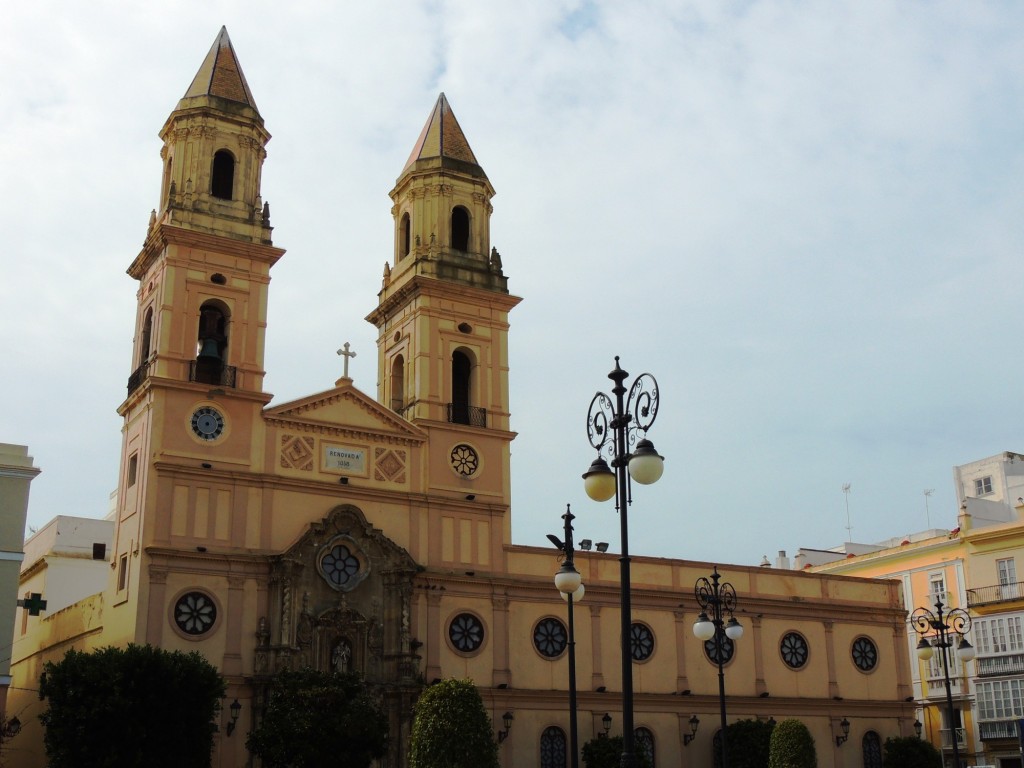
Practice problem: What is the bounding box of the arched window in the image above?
[194,301,228,384]
[390,355,405,412]
[540,726,567,768]
[451,350,471,424]
[451,206,469,251]
[140,308,153,364]
[211,150,235,200]
[861,731,882,768]
[400,213,411,259]
[635,727,655,768]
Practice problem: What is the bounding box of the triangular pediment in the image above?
[264,381,426,444]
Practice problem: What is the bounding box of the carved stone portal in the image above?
[255,504,421,768]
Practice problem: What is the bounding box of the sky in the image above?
[2,1,1023,569]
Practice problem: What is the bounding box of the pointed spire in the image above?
[402,93,481,174]
[182,26,258,111]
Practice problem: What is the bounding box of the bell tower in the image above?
[125,26,282,399]
[112,28,284,644]
[367,94,520,506]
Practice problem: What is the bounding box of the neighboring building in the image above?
[7,28,917,768]
[17,516,114,617]
[799,451,1024,768]
[0,445,40,716]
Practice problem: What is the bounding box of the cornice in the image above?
[367,274,521,326]
[128,223,285,279]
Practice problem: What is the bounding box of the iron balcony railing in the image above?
[446,403,486,427]
[977,653,1024,677]
[940,728,966,749]
[126,359,151,395]
[925,672,960,691]
[189,360,237,388]
[979,720,1018,740]
[968,581,1024,607]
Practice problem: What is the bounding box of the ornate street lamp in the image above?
[693,567,743,768]
[549,505,584,768]
[583,358,663,768]
[911,597,975,767]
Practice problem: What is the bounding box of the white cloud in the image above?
[1,0,1023,564]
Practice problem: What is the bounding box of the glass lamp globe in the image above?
[583,457,616,501]
[916,638,935,661]
[627,439,664,485]
[725,616,744,640]
[693,612,716,641]
[561,584,585,603]
[554,564,582,594]
[957,638,976,662]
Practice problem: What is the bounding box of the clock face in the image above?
[191,407,225,441]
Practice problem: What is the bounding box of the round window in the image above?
[534,617,568,658]
[321,544,361,588]
[449,613,485,653]
[630,623,655,661]
[174,591,217,636]
[450,444,479,476]
[704,634,735,665]
[780,631,809,669]
[852,636,878,672]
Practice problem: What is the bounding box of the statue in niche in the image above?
[332,639,352,673]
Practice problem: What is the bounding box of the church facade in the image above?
[8,29,918,768]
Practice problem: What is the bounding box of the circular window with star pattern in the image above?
[704,634,735,665]
[533,617,568,658]
[172,590,218,638]
[852,636,879,672]
[448,612,485,654]
[780,631,809,669]
[630,622,655,661]
[450,444,479,477]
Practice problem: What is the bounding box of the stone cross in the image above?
[336,342,357,378]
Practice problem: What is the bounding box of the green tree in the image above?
[882,736,942,768]
[768,718,817,768]
[246,667,386,768]
[39,644,225,768]
[408,679,498,768]
[716,719,773,768]
[581,736,652,768]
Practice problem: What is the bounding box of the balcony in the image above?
[925,674,960,693]
[446,403,486,427]
[977,653,1024,677]
[979,720,1019,740]
[126,359,151,395]
[968,581,1024,608]
[189,360,237,388]
[940,727,966,749]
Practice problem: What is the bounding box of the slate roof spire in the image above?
[402,93,482,175]
[181,26,259,112]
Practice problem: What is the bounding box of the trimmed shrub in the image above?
[409,679,499,768]
[768,718,817,768]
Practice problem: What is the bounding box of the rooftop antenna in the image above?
[923,489,934,529]
[842,483,852,542]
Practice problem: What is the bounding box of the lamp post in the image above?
[911,597,975,767]
[693,567,743,768]
[582,357,663,768]
[549,505,585,768]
